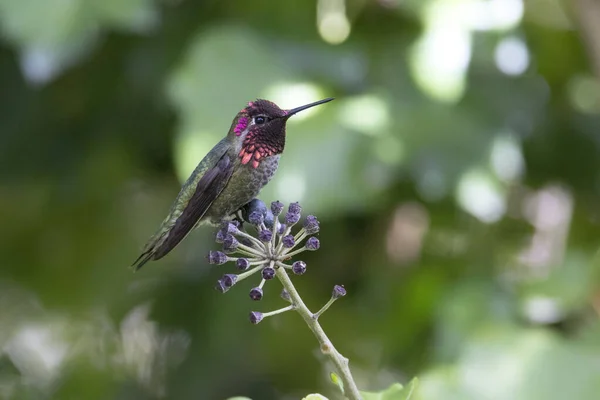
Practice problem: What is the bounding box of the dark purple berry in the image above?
[249,311,263,324]
[236,258,250,271]
[285,212,300,226]
[280,289,291,302]
[278,223,287,235]
[214,279,228,293]
[332,285,346,299]
[262,267,275,280]
[249,287,263,301]
[258,229,272,242]
[271,200,284,216]
[282,235,295,248]
[223,234,239,253]
[292,261,306,275]
[222,274,238,288]
[288,202,302,215]
[306,237,320,251]
[243,199,267,219]
[215,229,227,243]
[249,210,264,226]
[303,215,320,234]
[207,251,227,265]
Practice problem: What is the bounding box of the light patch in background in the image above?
[456,169,506,223]
[263,82,326,123]
[20,47,69,85]
[338,95,391,135]
[526,0,571,29]
[494,37,530,76]
[174,130,216,183]
[519,186,573,273]
[490,133,525,181]
[410,1,472,103]
[523,295,564,324]
[119,303,190,396]
[413,159,448,202]
[275,171,306,204]
[466,0,524,31]
[19,39,95,86]
[386,202,430,265]
[317,0,351,45]
[567,75,600,114]
[373,135,405,165]
[5,323,68,385]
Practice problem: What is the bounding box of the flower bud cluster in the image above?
[207,199,344,324]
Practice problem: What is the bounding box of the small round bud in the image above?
[207,251,227,265]
[303,215,320,234]
[223,234,239,252]
[248,210,264,226]
[236,258,250,271]
[214,279,229,293]
[285,212,301,226]
[280,288,291,302]
[249,287,263,301]
[258,229,272,243]
[264,209,276,229]
[282,235,295,248]
[288,202,302,215]
[215,229,227,243]
[262,267,275,280]
[277,223,287,236]
[249,311,263,324]
[271,200,284,216]
[221,222,239,235]
[222,274,238,288]
[305,237,320,251]
[332,285,346,299]
[292,261,306,275]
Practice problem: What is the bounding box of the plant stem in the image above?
[275,267,362,400]
[313,297,337,320]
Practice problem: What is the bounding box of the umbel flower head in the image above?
[208,200,320,300]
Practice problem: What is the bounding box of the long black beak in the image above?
[285,97,334,117]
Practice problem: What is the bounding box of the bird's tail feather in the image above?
[131,250,154,272]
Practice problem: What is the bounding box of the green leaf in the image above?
[361,378,418,400]
[330,372,344,394]
[302,395,329,400]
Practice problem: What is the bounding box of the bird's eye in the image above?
[255,116,266,124]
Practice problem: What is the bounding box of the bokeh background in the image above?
[2,0,600,399]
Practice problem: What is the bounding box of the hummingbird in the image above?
[131,97,334,271]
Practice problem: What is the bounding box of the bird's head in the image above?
[228,98,334,168]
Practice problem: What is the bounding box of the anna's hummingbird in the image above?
[132,97,334,271]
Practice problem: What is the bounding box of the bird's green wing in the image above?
[132,150,234,271]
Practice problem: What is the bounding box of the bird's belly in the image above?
[204,155,280,224]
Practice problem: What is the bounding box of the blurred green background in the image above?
[2,0,600,399]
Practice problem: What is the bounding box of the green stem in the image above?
[313,297,337,320]
[261,305,294,318]
[280,246,306,260]
[236,264,265,282]
[236,242,264,257]
[275,268,362,400]
[236,229,266,251]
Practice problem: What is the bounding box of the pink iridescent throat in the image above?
[239,130,279,169]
